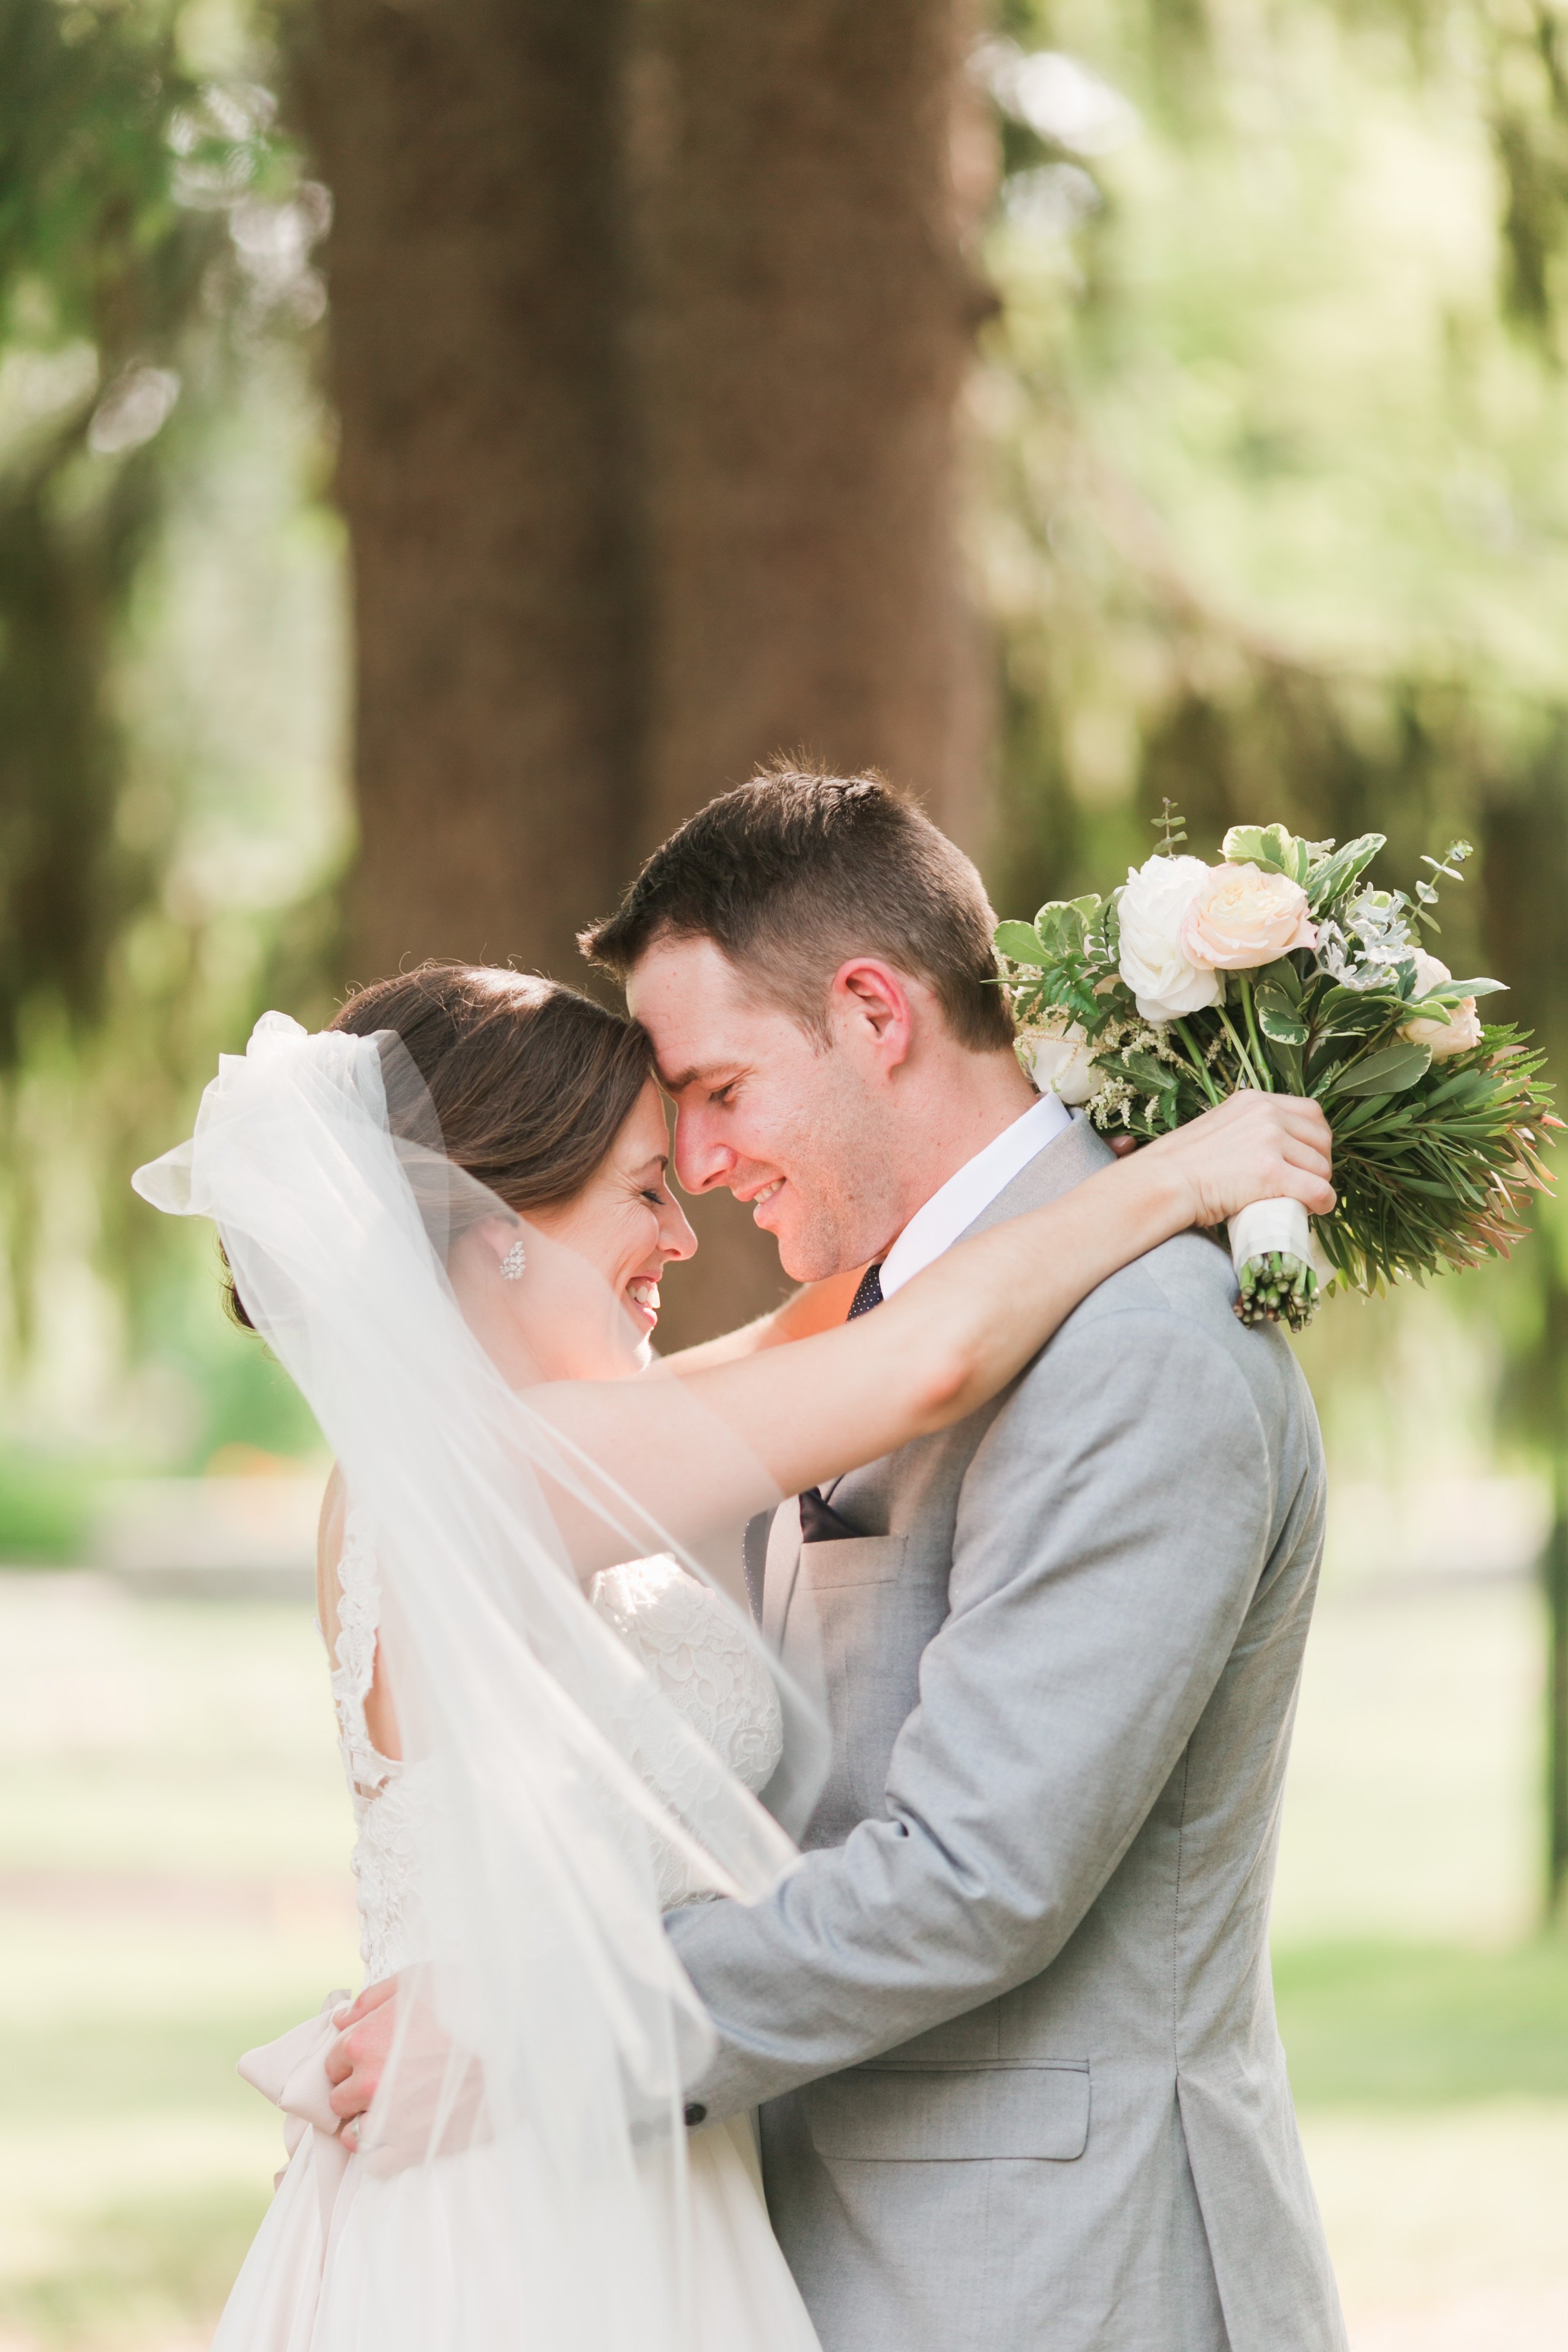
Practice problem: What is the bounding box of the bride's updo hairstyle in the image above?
[223,962,654,1329]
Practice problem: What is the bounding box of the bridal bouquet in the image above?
[995,815,1554,1330]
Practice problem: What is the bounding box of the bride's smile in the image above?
[451,1075,697,1384]
[517,1078,697,1369]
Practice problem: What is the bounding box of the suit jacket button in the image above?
[684,2102,707,2127]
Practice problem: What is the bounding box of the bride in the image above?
[133,962,1332,2352]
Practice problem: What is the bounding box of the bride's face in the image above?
[456,1080,698,1383]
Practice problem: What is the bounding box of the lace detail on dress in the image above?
[590,1556,784,1912]
[329,1525,783,1969]
[331,1509,426,1984]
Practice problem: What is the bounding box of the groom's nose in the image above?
[672,1108,736,1195]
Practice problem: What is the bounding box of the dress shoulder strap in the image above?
[331,1504,394,1796]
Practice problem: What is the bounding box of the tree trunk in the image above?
[292,0,641,985]
[293,0,984,1342]
[631,0,985,854]
[625,0,985,1341]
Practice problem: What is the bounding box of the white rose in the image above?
[1117,855,1225,1023]
[1019,1014,1098,1105]
[1180,862,1316,969]
[1400,950,1482,1058]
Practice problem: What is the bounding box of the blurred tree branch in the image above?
[0,1,341,1383]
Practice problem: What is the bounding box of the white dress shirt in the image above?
[878,1090,1074,1300]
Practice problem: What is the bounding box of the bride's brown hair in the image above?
[223,963,655,1329]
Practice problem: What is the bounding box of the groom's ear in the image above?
[829,960,915,1072]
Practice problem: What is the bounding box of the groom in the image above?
[581,766,1347,2352]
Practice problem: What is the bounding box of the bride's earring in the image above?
[500,1237,527,1282]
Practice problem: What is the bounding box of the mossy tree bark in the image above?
[624,0,988,1333]
[292,0,986,1341]
[630,0,987,850]
[293,0,643,986]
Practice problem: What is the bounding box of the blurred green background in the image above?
[4,1,1568,2345]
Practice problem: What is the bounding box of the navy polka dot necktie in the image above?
[846,1261,884,1320]
[799,1263,884,1540]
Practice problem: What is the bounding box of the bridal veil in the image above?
[134,1011,826,2352]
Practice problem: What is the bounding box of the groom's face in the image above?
[628,934,902,1283]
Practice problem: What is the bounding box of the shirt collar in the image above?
[878,1090,1076,1300]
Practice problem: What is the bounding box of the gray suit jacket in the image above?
[668,1117,1346,2352]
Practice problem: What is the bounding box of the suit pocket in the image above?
[797,1533,906,1590]
[789,1534,917,1832]
[802,2060,1090,2163]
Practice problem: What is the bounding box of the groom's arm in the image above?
[667,1301,1284,2120]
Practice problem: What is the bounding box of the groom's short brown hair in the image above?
[580,763,1013,1052]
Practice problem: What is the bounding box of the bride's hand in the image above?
[1132,1093,1335,1231]
[327,1976,401,2148]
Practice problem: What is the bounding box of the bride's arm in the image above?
[664,1143,1146,1368]
[532,1092,1332,1563]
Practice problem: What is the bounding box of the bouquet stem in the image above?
[1229,1197,1319,1332]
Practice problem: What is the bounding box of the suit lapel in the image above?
[954,1108,1113,1244]
[758,1117,1111,1651]
[762,1494,805,1651]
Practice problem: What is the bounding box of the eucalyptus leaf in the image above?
[1329,1041,1433,1098]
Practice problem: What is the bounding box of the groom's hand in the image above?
[325,1975,398,2147]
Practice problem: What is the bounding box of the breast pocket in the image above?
[790,1537,918,1832]
[797,1533,906,1589]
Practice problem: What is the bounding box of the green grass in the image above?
[0,1916,355,2351]
[0,1576,1559,2345]
[0,1451,94,1563]
[0,2005,336,2124]
[0,2179,268,2348]
[1275,1937,1568,2106]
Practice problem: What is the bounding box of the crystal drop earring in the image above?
[500,1237,527,1282]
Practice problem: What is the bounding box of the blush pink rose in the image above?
[1400,950,1482,1058]
[1180,862,1317,971]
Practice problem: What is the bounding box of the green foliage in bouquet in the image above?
[995,821,1554,1316]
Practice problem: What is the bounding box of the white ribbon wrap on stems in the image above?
[1227,1196,1333,1286]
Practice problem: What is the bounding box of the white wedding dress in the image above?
[211,1515,822,2352]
